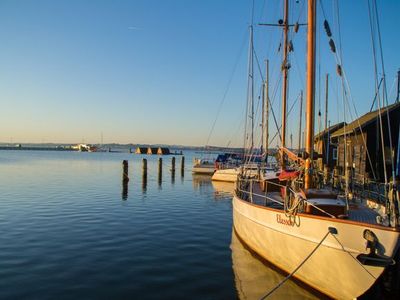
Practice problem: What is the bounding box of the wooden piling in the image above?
[142,158,147,191]
[122,160,129,200]
[122,160,129,181]
[171,156,176,184]
[180,156,185,177]
[158,157,162,185]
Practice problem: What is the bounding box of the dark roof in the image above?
[314,122,346,141]
[331,102,400,138]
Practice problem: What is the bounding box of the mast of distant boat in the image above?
[298,90,303,153]
[304,0,316,189]
[265,59,269,164]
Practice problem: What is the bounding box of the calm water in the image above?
[0,150,318,299]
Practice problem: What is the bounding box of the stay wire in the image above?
[205,28,248,147]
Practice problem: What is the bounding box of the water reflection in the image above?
[211,181,235,199]
[158,171,162,188]
[192,174,212,192]
[122,180,128,200]
[231,230,319,300]
[142,174,147,193]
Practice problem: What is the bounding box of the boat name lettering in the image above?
[276,214,295,226]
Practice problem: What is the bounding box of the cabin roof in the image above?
[330,102,400,138]
[314,122,346,141]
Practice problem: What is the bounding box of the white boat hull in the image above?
[212,168,239,182]
[233,195,400,299]
[192,166,215,174]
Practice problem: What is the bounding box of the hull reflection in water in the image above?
[231,229,320,300]
[211,180,235,198]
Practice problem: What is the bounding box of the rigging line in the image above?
[269,75,283,143]
[319,1,377,180]
[367,0,387,186]
[259,231,331,299]
[258,0,267,23]
[292,49,305,87]
[295,0,306,24]
[205,27,248,147]
[369,77,384,112]
[323,0,377,188]
[335,0,349,205]
[340,81,377,180]
[254,51,283,145]
[373,0,396,183]
[268,92,301,147]
[387,75,398,104]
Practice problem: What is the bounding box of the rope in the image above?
[372,0,396,186]
[259,231,331,299]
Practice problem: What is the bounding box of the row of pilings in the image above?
[122,156,185,199]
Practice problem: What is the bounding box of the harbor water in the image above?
[0,150,319,299]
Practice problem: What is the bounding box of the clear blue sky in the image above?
[0,0,399,146]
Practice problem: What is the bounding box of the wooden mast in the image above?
[265,59,269,163]
[305,0,316,189]
[281,0,289,168]
[250,25,254,151]
[396,69,400,103]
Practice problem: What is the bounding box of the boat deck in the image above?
[348,205,379,225]
[244,183,380,225]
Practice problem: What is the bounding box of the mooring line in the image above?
[259,231,330,299]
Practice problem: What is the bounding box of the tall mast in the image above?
[250,25,254,151]
[281,0,289,168]
[265,59,270,163]
[305,0,316,189]
[324,74,329,131]
[244,25,255,153]
[396,69,400,103]
[261,82,265,155]
[298,90,303,153]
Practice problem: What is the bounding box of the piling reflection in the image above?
[192,174,212,190]
[142,174,147,193]
[231,230,320,300]
[122,181,128,200]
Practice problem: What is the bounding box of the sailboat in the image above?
[233,0,400,298]
[212,31,277,183]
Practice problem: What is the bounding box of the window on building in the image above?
[332,148,338,160]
